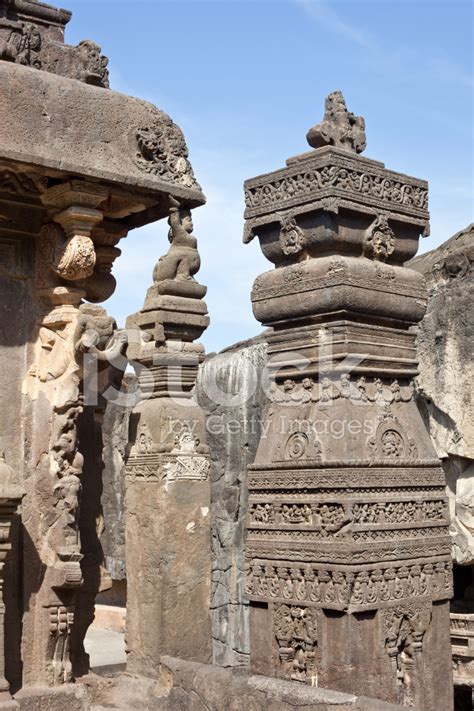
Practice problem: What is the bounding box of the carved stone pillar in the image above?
[125,199,212,675]
[243,92,453,710]
[20,174,125,685]
[0,0,205,692]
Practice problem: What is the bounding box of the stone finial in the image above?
[306,91,366,154]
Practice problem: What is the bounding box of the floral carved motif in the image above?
[368,412,417,460]
[278,214,305,256]
[163,430,210,484]
[135,112,200,190]
[364,215,395,261]
[244,165,428,215]
[38,223,96,287]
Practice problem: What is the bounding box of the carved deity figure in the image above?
[152,197,201,283]
[306,91,366,154]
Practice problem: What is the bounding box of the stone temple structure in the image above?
[0,0,207,706]
[0,2,467,710]
[242,91,454,710]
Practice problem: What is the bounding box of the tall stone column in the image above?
[125,199,212,675]
[243,92,453,710]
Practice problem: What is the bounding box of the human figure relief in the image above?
[153,196,201,283]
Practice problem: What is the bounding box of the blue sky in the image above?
[65,0,473,352]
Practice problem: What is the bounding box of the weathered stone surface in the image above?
[196,336,269,666]
[410,224,474,564]
[101,389,133,583]
[409,224,474,708]
[243,92,453,710]
[124,201,212,676]
[155,656,417,710]
[80,658,414,711]
[0,0,109,87]
[15,683,89,711]
[0,63,204,226]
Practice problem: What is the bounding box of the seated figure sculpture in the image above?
[153,196,201,283]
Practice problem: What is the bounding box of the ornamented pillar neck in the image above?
[243,92,453,711]
[39,180,123,305]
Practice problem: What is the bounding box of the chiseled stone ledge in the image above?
[11,657,417,710]
[154,655,415,710]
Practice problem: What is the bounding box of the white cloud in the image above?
[295,0,374,49]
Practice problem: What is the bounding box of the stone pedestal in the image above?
[243,92,454,710]
[125,202,212,675]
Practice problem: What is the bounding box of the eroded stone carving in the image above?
[278,213,305,256]
[39,223,96,285]
[135,114,200,190]
[153,197,201,283]
[73,40,109,87]
[368,411,418,460]
[274,604,318,683]
[364,215,396,261]
[269,374,414,406]
[306,90,366,154]
[246,562,452,611]
[383,604,432,707]
[0,2,109,88]
[0,21,42,66]
[163,430,210,484]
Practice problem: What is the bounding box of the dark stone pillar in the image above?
[243,91,454,711]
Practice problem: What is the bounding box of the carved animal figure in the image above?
[153,198,201,283]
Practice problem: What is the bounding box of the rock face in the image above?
[196,336,269,666]
[101,389,132,584]
[410,224,474,566]
[409,224,474,707]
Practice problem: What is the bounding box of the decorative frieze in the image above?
[249,498,447,528]
[247,465,446,491]
[268,374,415,405]
[246,560,452,612]
[244,153,429,221]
